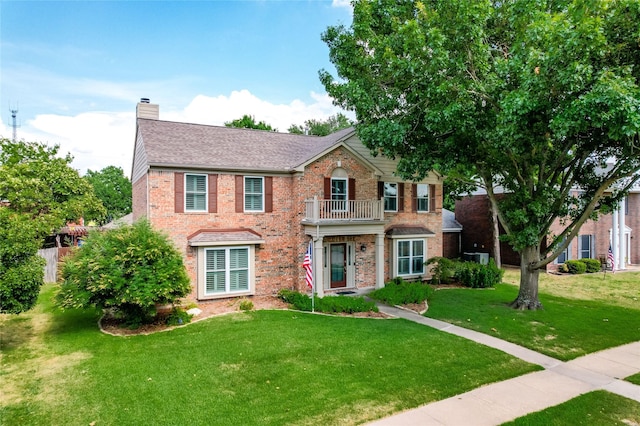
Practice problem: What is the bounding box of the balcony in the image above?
[303,197,384,223]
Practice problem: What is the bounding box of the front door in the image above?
[330,243,347,288]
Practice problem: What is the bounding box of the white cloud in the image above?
[1,112,135,178]
[164,89,352,132]
[332,0,353,9]
[1,90,353,179]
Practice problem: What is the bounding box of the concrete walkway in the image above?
[367,304,640,426]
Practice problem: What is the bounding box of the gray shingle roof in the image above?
[442,208,463,231]
[136,119,354,172]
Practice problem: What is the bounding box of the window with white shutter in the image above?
[205,247,250,295]
[185,174,207,211]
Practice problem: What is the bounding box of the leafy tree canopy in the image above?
[321,0,640,309]
[84,165,132,225]
[224,114,277,131]
[0,138,105,313]
[57,220,191,324]
[288,112,354,136]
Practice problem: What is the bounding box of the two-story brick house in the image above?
[131,100,443,301]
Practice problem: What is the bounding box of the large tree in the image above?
[288,112,354,136]
[320,0,640,309]
[0,138,104,313]
[85,165,132,225]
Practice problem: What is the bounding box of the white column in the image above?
[314,236,324,297]
[618,199,626,270]
[375,233,385,289]
[612,209,618,269]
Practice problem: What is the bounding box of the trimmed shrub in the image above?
[426,257,457,284]
[454,259,503,288]
[165,308,193,326]
[57,220,191,325]
[277,289,377,313]
[369,277,434,305]
[580,258,601,273]
[565,259,587,274]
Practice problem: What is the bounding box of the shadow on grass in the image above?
[426,283,640,360]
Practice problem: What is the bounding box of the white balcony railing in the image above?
[304,197,384,223]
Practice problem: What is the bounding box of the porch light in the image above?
[360,244,367,252]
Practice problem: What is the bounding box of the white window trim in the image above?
[197,245,256,299]
[416,183,430,212]
[579,235,592,259]
[331,177,348,212]
[555,240,571,264]
[244,176,264,213]
[185,173,208,212]
[393,238,426,278]
[384,182,398,212]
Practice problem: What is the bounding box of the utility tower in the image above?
[10,106,19,141]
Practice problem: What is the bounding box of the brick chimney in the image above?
[136,98,159,120]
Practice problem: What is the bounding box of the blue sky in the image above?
[0,1,353,176]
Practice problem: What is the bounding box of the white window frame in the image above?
[579,235,592,259]
[185,173,207,212]
[200,246,253,298]
[384,182,398,212]
[556,239,570,264]
[244,176,264,212]
[395,238,425,277]
[416,183,430,212]
[331,177,348,211]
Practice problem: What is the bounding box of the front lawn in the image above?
[503,390,640,425]
[502,268,640,310]
[425,282,640,360]
[1,285,538,426]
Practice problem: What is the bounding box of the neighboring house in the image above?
[131,100,443,300]
[442,208,463,259]
[455,186,639,271]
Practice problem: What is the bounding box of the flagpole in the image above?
[311,240,315,313]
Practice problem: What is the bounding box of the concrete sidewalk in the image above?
[367,304,640,426]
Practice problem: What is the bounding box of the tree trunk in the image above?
[510,246,543,310]
[491,204,502,268]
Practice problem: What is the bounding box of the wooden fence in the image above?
[38,247,58,283]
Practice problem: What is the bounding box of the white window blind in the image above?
[186,174,207,211]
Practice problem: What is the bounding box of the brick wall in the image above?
[132,176,147,221]
[455,195,520,266]
[443,232,460,259]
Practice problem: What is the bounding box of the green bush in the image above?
[278,289,313,311]
[57,220,191,324]
[454,259,503,288]
[239,299,254,311]
[369,277,434,305]
[165,307,193,326]
[426,257,457,284]
[580,258,601,273]
[277,289,378,313]
[565,259,587,274]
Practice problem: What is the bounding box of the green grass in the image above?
[1,285,538,426]
[502,268,640,310]
[626,373,640,386]
[425,283,640,360]
[503,390,640,425]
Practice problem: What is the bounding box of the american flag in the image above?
[303,241,313,289]
[608,244,615,273]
